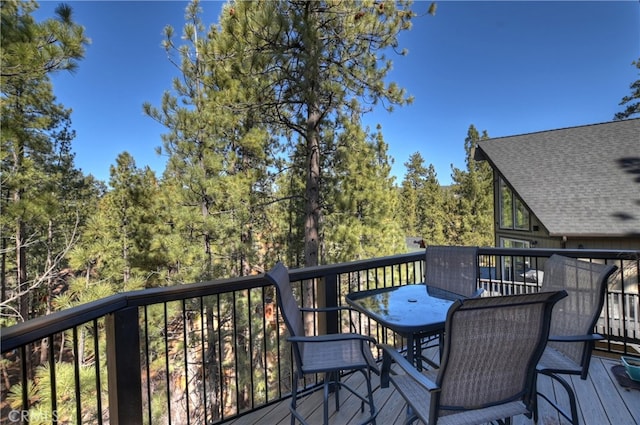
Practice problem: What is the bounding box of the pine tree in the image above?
[68,152,165,295]
[447,125,494,246]
[323,117,404,264]
[144,0,275,282]
[614,58,640,120]
[0,0,89,321]
[399,153,426,237]
[214,0,433,268]
[400,152,446,246]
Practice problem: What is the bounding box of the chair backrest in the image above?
[425,245,479,297]
[541,254,618,368]
[434,291,567,419]
[265,262,305,371]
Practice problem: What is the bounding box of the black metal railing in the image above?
[1,248,638,424]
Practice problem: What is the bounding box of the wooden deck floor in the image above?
[227,354,640,425]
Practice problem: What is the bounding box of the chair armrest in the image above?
[548,333,603,343]
[288,333,376,344]
[378,343,439,392]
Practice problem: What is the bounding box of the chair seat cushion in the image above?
[391,373,530,425]
[300,336,376,374]
[537,346,580,373]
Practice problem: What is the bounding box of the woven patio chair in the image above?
[418,246,483,367]
[380,290,567,425]
[265,262,378,425]
[535,255,618,425]
[425,245,483,298]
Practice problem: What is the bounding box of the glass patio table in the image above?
[345,284,464,368]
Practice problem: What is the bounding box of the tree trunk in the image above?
[41,220,54,364]
[16,214,28,321]
[1,234,6,303]
[303,103,321,335]
[304,117,321,269]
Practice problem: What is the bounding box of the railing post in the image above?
[106,306,143,425]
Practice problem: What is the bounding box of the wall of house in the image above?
[562,237,640,251]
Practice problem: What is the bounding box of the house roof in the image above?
[476,119,640,238]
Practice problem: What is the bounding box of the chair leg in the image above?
[290,373,298,425]
[324,379,330,425]
[365,369,376,425]
[334,372,340,412]
[537,371,579,425]
[531,374,540,424]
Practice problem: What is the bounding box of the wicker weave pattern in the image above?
[439,293,556,408]
[301,338,377,373]
[425,246,479,297]
[380,291,566,425]
[539,254,617,367]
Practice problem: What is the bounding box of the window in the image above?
[499,178,530,230]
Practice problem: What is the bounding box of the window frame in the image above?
[498,177,530,231]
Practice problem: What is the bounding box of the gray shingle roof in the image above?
[476,119,640,237]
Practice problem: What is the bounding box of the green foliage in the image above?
[400,152,447,246]
[398,125,494,248]
[614,58,640,120]
[208,0,424,267]
[144,0,277,281]
[446,125,494,246]
[1,0,96,323]
[323,117,405,262]
[7,359,107,425]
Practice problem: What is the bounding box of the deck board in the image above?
[227,355,640,425]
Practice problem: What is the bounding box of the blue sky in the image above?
[34,1,639,185]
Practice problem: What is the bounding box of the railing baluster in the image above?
[72,327,81,424]
[93,319,104,425]
[199,296,208,423]
[49,335,57,425]
[182,299,190,424]
[163,302,171,424]
[143,305,152,425]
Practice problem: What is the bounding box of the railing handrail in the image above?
[2,293,128,351]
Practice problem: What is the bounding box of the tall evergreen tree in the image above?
[323,118,404,263]
[400,152,446,246]
[144,0,275,282]
[399,152,426,236]
[0,0,89,321]
[215,0,434,268]
[447,125,494,246]
[68,153,164,296]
